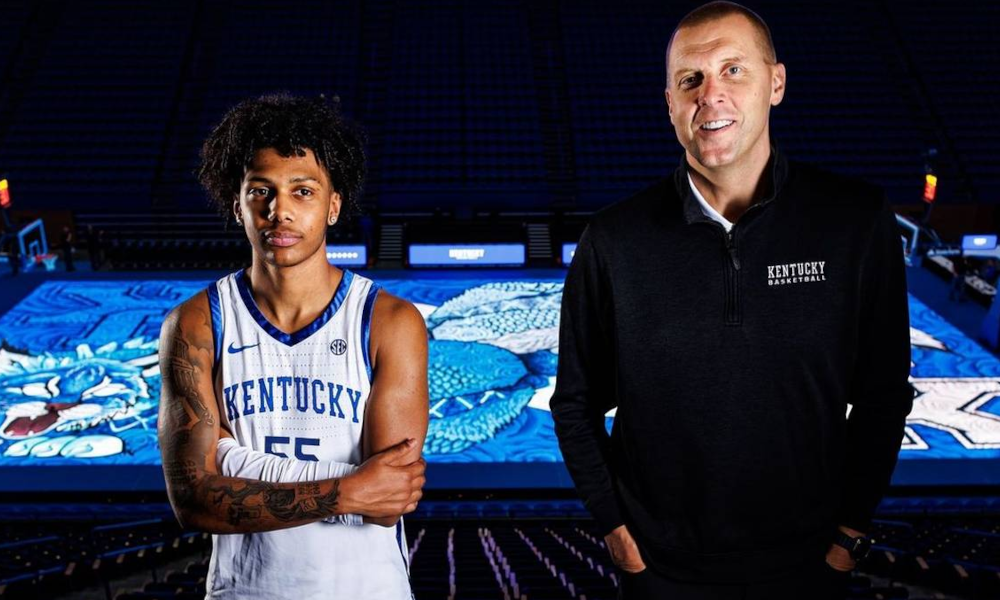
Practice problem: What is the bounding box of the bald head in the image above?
[666,1,776,84]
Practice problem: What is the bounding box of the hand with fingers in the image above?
[344,438,426,527]
[605,525,646,574]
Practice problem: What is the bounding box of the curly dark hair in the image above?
[197,92,367,224]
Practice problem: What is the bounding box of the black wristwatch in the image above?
[833,531,873,561]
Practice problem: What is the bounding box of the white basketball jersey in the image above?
[203,268,411,600]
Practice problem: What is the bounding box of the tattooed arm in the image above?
[158,291,423,533]
[361,291,430,526]
[215,435,364,525]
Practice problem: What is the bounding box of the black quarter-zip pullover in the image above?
[551,145,915,583]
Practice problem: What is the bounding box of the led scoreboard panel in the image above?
[561,243,577,266]
[325,244,367,267]
[962,234,998,252]
[409,244,526,267]
[0,273,998,490]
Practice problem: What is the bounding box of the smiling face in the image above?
[233,147,341,269]
[665,13,785,171]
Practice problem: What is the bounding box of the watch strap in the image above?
[833,531,872,561]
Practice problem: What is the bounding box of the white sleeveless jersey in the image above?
[203,268,411,600]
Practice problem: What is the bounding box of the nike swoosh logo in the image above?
[228,342,260,354]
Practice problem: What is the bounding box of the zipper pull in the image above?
[726,231,741,270]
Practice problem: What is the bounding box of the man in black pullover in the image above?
[550,2,914,599]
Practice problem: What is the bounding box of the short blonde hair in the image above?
[666,1,777,83]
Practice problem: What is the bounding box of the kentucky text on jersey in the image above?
[222,377,363,423]
[767,260,827,286]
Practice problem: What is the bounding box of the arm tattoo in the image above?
[163,459,198,508]
[206,479,342,526]
[162,303,341,532]
[168,335,214,427]
[298,482,321,496]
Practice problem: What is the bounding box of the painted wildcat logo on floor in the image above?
[423,282,561,454]
[0,337,160,459]
[0,279,997,466]
[904,325,1000,451]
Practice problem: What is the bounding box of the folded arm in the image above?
[361,290,430,526]
[159,291,422,533]
[215,435,360,525]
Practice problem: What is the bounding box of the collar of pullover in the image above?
[673,142,789,226]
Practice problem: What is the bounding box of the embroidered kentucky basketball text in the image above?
[767,261,826,286]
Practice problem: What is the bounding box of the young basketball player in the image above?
[158,93,428,599]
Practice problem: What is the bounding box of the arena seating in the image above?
[0,2,31,82]
[68,210,367,271]
[374,0,549,212]
[2,502,998,600]
[0,506,209,600]
[0,1,191,211]
[154,0,363,213]
[0,0,995,218]
[885,0,1000,205]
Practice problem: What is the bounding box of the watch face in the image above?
[853,537,873,560]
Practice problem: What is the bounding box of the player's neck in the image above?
[687,138,772,223]
[246,252,341,333]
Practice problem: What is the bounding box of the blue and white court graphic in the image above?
[0,276,998,487]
